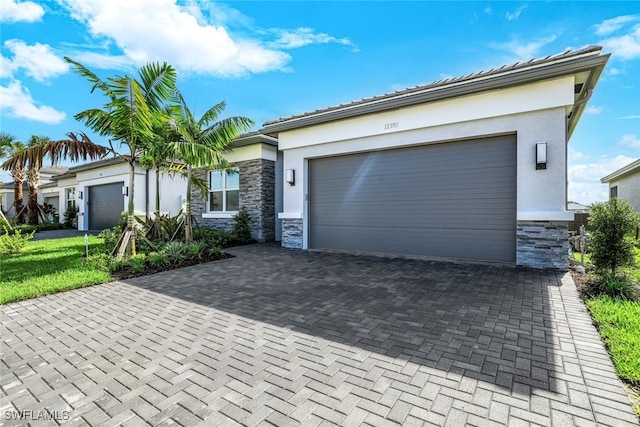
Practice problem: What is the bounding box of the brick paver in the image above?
[1,243,637,426]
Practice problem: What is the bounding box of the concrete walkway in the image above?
[1,244,637,426]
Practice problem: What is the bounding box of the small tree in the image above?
[589,198,640,275]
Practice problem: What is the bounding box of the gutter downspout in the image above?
[145,168,150,219]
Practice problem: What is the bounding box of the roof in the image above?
[230,131,278,148]
[263,45,609,138]
[51,132,276,181]
[52,156,125,180]
[568,202,590,212]
[601,159,640,183]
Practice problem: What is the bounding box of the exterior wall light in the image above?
[536,142,547,170]
[78,191,83,200]
[122,186,128,196]
[286,169,295,186]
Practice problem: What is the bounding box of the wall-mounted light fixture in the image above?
[536,142,547,170]
[122,186,128,196]
[78,191,83,200]
[286,169,295,186]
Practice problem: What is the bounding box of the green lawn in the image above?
[0,236,110,305]
[586,295,640,385]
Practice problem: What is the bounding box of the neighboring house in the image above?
[0,166,68,220]
[567,202,591,232]
[51,157,187,231]
[191,132,279,242]
[262,45,609,270]
[601,159,640,211]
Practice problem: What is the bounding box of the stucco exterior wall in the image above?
[609,172,640,212]
[276,75,576,268]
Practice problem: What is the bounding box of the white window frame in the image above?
[65,187,77,212]
[204,168,239,219]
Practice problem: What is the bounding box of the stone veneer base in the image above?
[516,221,569,271]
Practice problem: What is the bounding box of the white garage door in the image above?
[309,135,517,262]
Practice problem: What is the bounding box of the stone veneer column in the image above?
[190,158,275,242]
[516,221,569,270]
[281,218,303,249]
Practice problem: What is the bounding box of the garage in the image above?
[88,182,124,230]
[309,135,516,262]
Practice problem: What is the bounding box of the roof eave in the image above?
[601,159,640,183]
[263,53,610,135]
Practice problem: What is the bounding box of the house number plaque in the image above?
[384,122,399,130]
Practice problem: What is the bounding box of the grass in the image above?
[0,236,110,305]
[586,295,640,385]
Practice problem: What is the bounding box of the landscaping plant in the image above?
[0,226,34,255]
[589,198,640,276]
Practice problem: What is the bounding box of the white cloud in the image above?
[505,5,527,21]
[0,80,66,124]
[568,151,636,204]
[618,133,640,149]
[585,105,603,115]
[621,115,640,119]
[268,28,358,52]
[57,0,289,76]
[490,35,558,61]
[483,7,493,15]
[601,24,640,60]
[593,15,639,36]
[2,39,69,81]
[0,0,44,23]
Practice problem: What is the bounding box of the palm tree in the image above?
[169,91,253,242]
[25,136,52,225]
[0,132,26,224]
[65,57,176,256]
[1,133,108,225]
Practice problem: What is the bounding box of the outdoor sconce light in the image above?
[536,142,547,170]
[78,191,83,200]
[122,186,128,196]
[286,169,295,186]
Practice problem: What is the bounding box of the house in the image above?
[0,166,68,220]
[51,157,187,230]
[191,132,279,242]
[261,45,609,270]
[567,202,591,232]
[601,159,640,211]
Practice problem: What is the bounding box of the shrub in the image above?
[0,226,35,255]
[129,253,147,273]
[589,199,640,275]
[63,207,79,229]
[586,273,638,301]
[36,222,65,231]
[163,241,187,264]
[232,207,253,243]
[208,246,222,258]
[86,253,122,273]
[185,241,207,261]
[147,251,168,267]
[193,226,234,248]
[98,227,123,254]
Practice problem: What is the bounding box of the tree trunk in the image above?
[12,166,25,224]
[27,164,40,225]
[115,159,137,259]
[184,164,193,242]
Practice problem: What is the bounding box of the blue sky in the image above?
[1,0,638,204]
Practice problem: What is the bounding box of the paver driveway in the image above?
[1,243,637,426]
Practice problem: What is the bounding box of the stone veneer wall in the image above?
[191,158,275,242]
[281,219,303,249]
[516,221,569,270]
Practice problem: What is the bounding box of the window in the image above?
[209,169,239,212]
[610,186,618,199]
[66,188,77,211]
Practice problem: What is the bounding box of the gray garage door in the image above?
[309,135,516,262]
[88,182,124,230]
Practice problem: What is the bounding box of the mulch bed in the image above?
[110,252,233,281]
